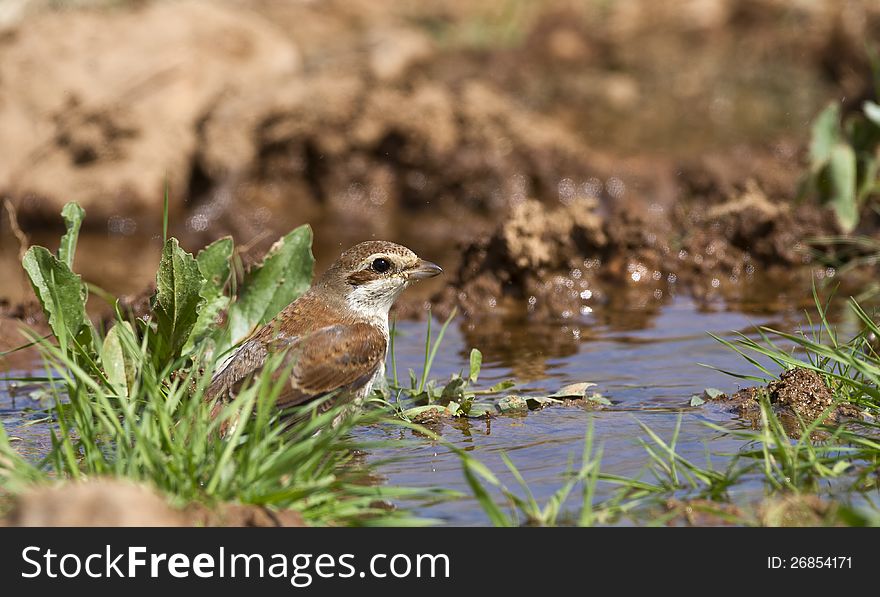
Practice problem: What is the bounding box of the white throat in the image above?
[345,281,407,336]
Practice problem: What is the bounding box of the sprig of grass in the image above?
[1,201,441,525]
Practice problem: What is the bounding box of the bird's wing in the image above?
[273,322,387,409]
[205,322,386,411]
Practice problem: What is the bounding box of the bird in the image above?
[205,240,442,426]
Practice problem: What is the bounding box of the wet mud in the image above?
[706,367,862,433]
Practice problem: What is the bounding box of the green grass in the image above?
[0,201,446,525]
[6,202,880,528]
[0,331,427,525]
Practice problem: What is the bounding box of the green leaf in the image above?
[704,387,724,399]
[809,103,840,171]
[402,405,448,423]
[486,379,516,393]
[102,322,135,396]
[22,246,90,349]
[831,460,851,475]
[57,202,85,270]
[827,143,859,232]
[440,375,467,400]
[184,237,233,353]
[197,237,234,294]
[864,100,880,127]
[152,238,205,365]
[469,348,482,383]
[225,225,314,347]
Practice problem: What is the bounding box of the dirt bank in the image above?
[421,172,844,320]
[2,479,304,527]
[1,0,878,318]
[2,0,876,226]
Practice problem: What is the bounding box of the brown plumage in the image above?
[206,240,441,423]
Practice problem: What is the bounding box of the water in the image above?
[0,288,868,525]
[352,297,813,525]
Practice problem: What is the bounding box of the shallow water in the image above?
[352,297,839,525]
[0,293,869,525]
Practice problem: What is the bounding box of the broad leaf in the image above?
[22,246,90,349]
[524,395,563,410]
[152,238,205,365]
[496,395,528,412]
[827,143,858,232]
[469,348,482,383]
[225,225,314,347]
[184,237,233,353]
[57,202,85,270]
[808,103,840,171]
[102,322,136,396]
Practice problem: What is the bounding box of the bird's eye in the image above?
[371,257,392,273]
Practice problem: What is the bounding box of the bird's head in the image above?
[317,240,442,319]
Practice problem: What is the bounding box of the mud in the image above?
[758,495,839,527]
[424,175,843,320]
[0,0,874,227]
[706,367,861,433]
[665,495,842,527]
[0,0,877,319]
[2,479,304,527]
[664,499,747,527]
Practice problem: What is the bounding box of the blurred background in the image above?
[0,0,877,314]
[3,0,880,526]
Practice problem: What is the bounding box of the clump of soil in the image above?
[427,174,838,319]
[759,495,839,527]
[664,499,747,527]
[674,179,837,299]
[4,480,187,527]
[664,495,843,527]
[706,367,861,434]
[196,77,612,245]
[427,195,670,319]
[2,479,304,527]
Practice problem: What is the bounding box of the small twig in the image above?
[2,197,29,262]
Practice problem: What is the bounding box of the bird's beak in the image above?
[407,259,443,280]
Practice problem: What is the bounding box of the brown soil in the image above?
[2,479,304,527]
[422,175,841,319]
[664,495,843,527]
[0,0,877,314]
[664,499,748,527]
[706,367,862,434]
[758,495,839,527]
